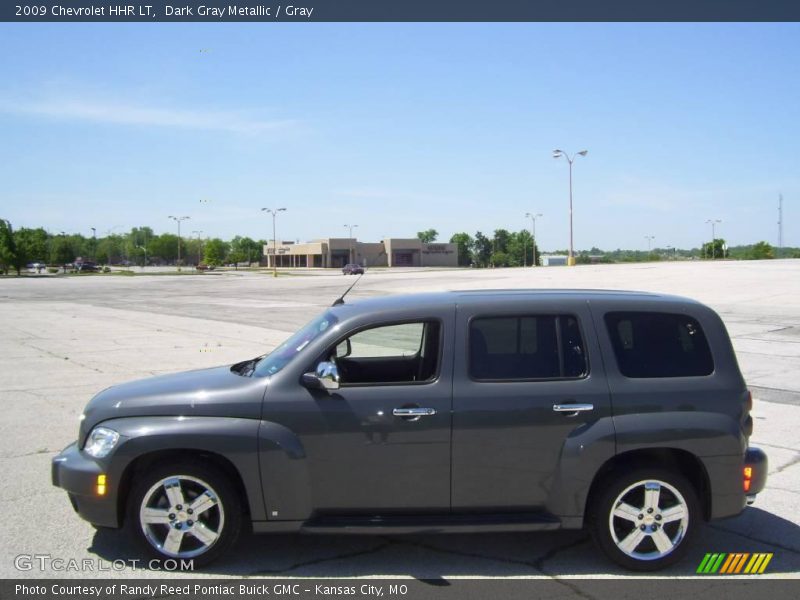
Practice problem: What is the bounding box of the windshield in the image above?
[254,311,339,377]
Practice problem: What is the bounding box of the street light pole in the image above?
[344,224,358,263]
[262,208,287,278]
[90,227,96,260]
[525,212,543,267]
[192,230,204,265]
[553,149,588,266]
[168,216,190,271]
[644,235,655,252]
[705,219,722,259]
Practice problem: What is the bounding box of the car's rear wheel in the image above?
[126,460,242,567]
[589,468,701,571]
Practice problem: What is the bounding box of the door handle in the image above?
[393,407,437,418]
[552,403,594,417]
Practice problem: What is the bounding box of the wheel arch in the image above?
[117,448,252,528]
[585,448,712,522]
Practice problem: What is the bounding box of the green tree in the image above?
[0,219,18,275]
[228,236,262,268]
[14,227,49,274]
[702,238,727,259]
[472,231,492,267]
[148,234,179,264]
[203,238,229,266]
[490,251,511,267]
[748,241,774,260]
[492,229,511,254]
[507,230,537,267]
[416,229,438,243]
[50,235,74,272]
[449,232,474,266]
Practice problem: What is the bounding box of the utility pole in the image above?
[168,216,190,271]
[525,212,542,267]
[705,219,722,259]
[262,208,287,278]
[778,194,783,258]
[553,149,588,266]
[192,230,204,265]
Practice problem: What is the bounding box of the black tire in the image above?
[589,467,702,571]
[125,459,242,568]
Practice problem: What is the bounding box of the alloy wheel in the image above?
[608,479,689,561]
[138,475,225,559]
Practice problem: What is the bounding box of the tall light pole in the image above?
[705,219,722,259]
[343,223,358,263]
[644,235,655,252]
[192,230,204,265]
[135,229,148,268]
[90,227,96,260]
[262,207,287,278]
[553,149,588,266]
[168,216,190,271]
[525,212,543,267]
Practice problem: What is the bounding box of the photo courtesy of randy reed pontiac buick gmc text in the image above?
[52,290,767,571]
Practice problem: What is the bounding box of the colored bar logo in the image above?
[696,552,773,574]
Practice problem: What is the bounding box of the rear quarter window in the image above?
[469,314,588,380]
[604,311,714,378]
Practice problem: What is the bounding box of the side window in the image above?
[604,312,714,378]
[469,315,588,380]
[335,321,440,385]
[347,323,424,357]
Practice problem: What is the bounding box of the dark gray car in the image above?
[52,290,767,570]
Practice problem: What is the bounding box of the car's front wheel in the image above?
[589,468,701,571]
[126,460,242,567]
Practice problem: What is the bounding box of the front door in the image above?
[451,298,612,512]
[263,316,453,517]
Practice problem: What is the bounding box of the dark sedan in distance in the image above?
[342,263,364,275]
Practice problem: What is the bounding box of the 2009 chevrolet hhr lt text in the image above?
[52,289,767,570]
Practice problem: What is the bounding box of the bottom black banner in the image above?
[2,579,799,600]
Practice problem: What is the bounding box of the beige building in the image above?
[263,238,458,268]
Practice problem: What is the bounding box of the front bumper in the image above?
[744,446,768,502]
[51,442,121,528]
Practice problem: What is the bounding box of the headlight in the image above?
[83,427,120,458]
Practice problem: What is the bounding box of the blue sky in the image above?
[0,23,798,250]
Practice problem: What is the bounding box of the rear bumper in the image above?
[51,442,121,528]
[744,446,768,498]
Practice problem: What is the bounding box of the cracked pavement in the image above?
[1,261,799,580]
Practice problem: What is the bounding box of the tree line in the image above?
[1,218,796,276]
[0,219,265,275]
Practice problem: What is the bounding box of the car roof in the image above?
[330,289,699,315]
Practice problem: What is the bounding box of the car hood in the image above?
[79,365,267,443]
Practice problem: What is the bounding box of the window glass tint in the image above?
[469,315,587,380]
[335,321,440,385]
[604,312,714,378]
[348,323,424,358]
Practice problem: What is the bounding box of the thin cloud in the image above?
[0,95,297,135]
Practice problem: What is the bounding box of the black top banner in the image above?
[3,0,800,22]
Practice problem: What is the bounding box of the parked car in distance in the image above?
[196,263,216,271]
[342,263,364,275]
[74,261,98,273]
[52,290,767,570]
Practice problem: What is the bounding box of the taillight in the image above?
[743,467,753,492]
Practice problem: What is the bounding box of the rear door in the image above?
[451,297,613,512]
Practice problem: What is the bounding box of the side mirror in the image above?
[302,361,340,391]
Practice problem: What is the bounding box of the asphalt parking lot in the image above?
[1,260,798,581]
